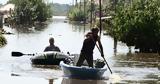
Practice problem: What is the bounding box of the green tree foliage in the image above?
[50,3,71,16]
[111,0,160,52]
[67,1,91,21]
[0,35,7,47]
[68,7,86,21]
[8,0,52,25]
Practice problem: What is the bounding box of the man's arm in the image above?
[44,46,48,52]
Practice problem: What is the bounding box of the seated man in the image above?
[44,37,61,52]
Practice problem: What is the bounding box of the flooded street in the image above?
[0,16,159,84]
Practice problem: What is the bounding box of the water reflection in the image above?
[113,53,159,67]
[112,52,159,83]
[61,78,107,84]
[32,65,61,70]
[49,79,53,84]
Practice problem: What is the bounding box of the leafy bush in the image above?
[0,35,7,47]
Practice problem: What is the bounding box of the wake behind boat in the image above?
[60,61,107,79]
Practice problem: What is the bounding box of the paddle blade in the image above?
[109,73,122,83]
[11,52,24,57]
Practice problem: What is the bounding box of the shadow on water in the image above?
[14,24,47,33]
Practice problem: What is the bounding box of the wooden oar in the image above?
[96,45,122,80]
[95,44,113,74]
[11,51,35,57]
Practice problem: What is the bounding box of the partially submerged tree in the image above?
[110,0,160,52]
[67,1,96,22]
[8,0,52,25]
[68,7,86,21]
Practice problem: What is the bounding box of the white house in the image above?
[0,3,15,18]
[0,4,15,27]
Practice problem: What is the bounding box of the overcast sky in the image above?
[0,0,76,5]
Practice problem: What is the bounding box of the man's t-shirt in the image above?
[44,45,60,52]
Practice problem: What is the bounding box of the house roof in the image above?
[96,16,112,20]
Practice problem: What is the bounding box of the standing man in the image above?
[44,37,61,52]
[76,28,104,68]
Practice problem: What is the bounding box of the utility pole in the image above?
[84,0,86,23]
[90,0,93,28]
[114,0,117,53]
[75,0,78,6]
[99,0,102,37]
